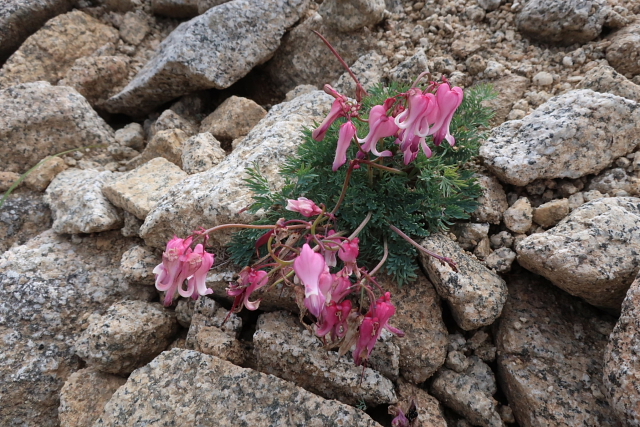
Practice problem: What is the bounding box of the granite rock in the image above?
[471,173,509,224]
[394,379,447,427]
[477,0,501,12]
[606,21,640,77]
[105,0,309,115]
[587,168,638,196]
[114,123,145,151]
[496,274,618,427]
[481,90,640,186]
[23,156,68,192]
[59,56,130,108]
[516,197,640,310]
[503,197,533,234]
[450,223,490,251]
[333,51,387,97]
[152,109,197,138]
[253,311,397,407]
[387,49,428,85]
[420,233,507,330]
[119,244,157,285]
[119,11,149,46]
[0,191,52,253]
[140,90,333,248]
[150,0,198,18]
[0,171,19,192]
[138,129,188,168]
[532,198,570,228]
[0,82,116,174]
[484,248,517,273]
[195,326,246,366]
[200,96,267,143]
[45,169,123,234]
[197,0,231,14]
[318,0,385,32]
[578,64,640,102]
[93,349,383,427]
[482,75,530,125]
[184,296,242,347]
[181,132,227,174]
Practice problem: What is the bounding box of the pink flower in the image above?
[432,83,463,146]
[187,245,214,300]
[316,300,353,340]
[394,88,439,148]
[155,236,207,306]
[330,274,353,302]
[286,197,323,217]
[227,267,269,312]
[358,100,397,158]
[293,244,329,318]
[312,85,350,141]
[321,230,341,267]
[338,237,359,276]
[333,121,357,171]
[353,292,403,365]
[391,409,409,427]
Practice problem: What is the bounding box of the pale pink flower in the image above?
[286,197,323,217]
[432,83,464,146]
[154,236,199,306]
[227,267,269,312]
[187,245,214,300]
[333,121,357,171]
[358,100,397,158]
[312,85,350,141]
[338,237,359,276]
[293,244,329,318]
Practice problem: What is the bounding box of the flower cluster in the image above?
[313,79,463,170]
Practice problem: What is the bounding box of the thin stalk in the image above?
[349,212,372,240]
[389,225,458,271]
[330,160,356,215]
[369,238,388,276]
[358,159,405,175]
[202,223,306,235]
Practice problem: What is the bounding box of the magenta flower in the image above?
[391,409,410,427]
[293,243,329,318]
[316,300,353,340]
[286,197,323,217]
[394,88,439,149]
[333,121,357,171]
[186,244,215,300]
[227,267,269,312]
[154,236,200,306]
[330,274,353,303]
[432,83,464,146]
[358,100,397,158]
[312,85,351,141]
[353,292,403,365]
[338,237,359,276]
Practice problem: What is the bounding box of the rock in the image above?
[474,237,493,260]
[482,75,529,125]
[532,71,553,86]
[481,90,640,186]
[120,211,143,237]
[0,0,74,63]
[119,244,157,285]
[58,368,126,427]
[119,11,149,45]
[0,82,116,173]
[23,156,68,192]
[264,11,373,96]
[102,157,188,220]
[446,351,471,372]
[603,271,640,426]
[466,54,487,76]
[45,169,123,234]
[451,29,487,60]
[197,0,231,14]
[115,123,145,151]
[450,223,490,251]
[59,56,130,107]
[199,96,267,143]
[484,248,517,273]
[420,233,508,330]
[140,90,333,248]
[516,197,640,310]
[516,0,610,45]
[430,356,504,427]
[0,230,154,426]
[394,379,447,427]
[606,21,640,77]
[94,349,383,426]
[0,171,19,192]
[578,65,640,102]
[139,129,188,168]
[0,191,52,253]
[184,297,242,347]
[503,197,533,235]
[490,231,514,249]
[285,84,318,101]
[254,311,397,406]
[152,109,197,138]
[319,0,385,32]
[532,198,570,228]
[477,0,501,12]
[195,326,246,365]
[75,300,177,375]
[0,11,119,88]
[387,49,428,85]
[472,173,509,224]
[150,0,198,18]
[181,132,227,174]
[380,274,448,384]
[333,51,387,96]
[496,274,618,427]
[105,0,309,115]
[588,168,637,196]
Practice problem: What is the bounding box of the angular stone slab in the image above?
[105,0,309,115]
[480,89,640,186]
[516,197,640,310]
[93,349,383,427]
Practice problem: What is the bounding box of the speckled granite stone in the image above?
[516,197,640,310]
[0,230,154,427]
[516,0,610,45]
[0,191,52,253]
[119,244,157,285]
[0,11,119,88]
[388,49,429,85]
[253,311,397,407]
[45,168,123,234]
[603,271,640,426]
[333,51,387,96]
[480,90,640,186]
[394,380,447,427]
[93,349,383,427]
[496,274,618,427]
[23,156,68,192]
[0,82,116,173]
[140,90,333,248]
[606,21,640,77]
[195,326,246,366]
[105,0,309,115]
[318,0,385,32]
[578,65,640,102]
[199,96,267,142]
[420,233,507,330]
[503,197,533,234]
[102,157,187,220]
[471,173,509,224]
[138,129,188,168]
[184,296,242,346]
[181,132,227,174]
[59,56,130,108]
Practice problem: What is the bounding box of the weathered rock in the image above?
[0,191,52,253]
[140,90,333,248]
[451,29,488,60]
[120,211,143,238]
[119,11,149,45]
[496,274,618,427]
[150,0,198,18]
[0,11,119,88]
[481,90,640,186]
[152,109,197,138]
[603,271,640,426]
[503,197,533,234]
[516,0,610,45]
[0,230,154,427]
[197,0,231,14]
[516,197,640,310]
[181,132,227,174]
[421,233,507,330]
[139,129,188,168]
[482,75,529,125]
[199,96,267,143]
[387,49,428,85]
[195,326,246,366]
[0,82,116,173]
[59,56,130,107]
[94,349,383,426]
[184,296,242,347]
[532,198,570,228]
[75,300,177,375]
[333,51,387,97]
[105,0,309,115]
[58,368,126,427]
[115,123,145,151]
[318,0,385,32]
[254,311,397,406]
[490,231,514,249]
[102,157,187,220]
[588,168,638,196]
[578,64,640,102]
[23,156,68,192]
[119,244,157,285]
[393,379,447,427]
[484,248,517,273]
[430,357,504,427]
[0,0,74,63]
[606,21,640,77]
[477,0,501,12]
[450,223,490,251]
[472,173,509,224]
[0,171,19,192]
[45,169,123,234]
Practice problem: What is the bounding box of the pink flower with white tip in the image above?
[286,197,323,217]
[293,243,331,318]
[227,266,269,312]
[332,120,357,171]
[338,237,359,276]
[432,83,464,146]
[358,99,397,158]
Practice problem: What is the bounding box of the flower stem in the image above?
[331,160,356,215]
[389,225,458,272]
[349,212,372,240]
[369,238,388,276]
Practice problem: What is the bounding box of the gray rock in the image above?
[484,248,517,273]
[503,197,533,234]
[119,244,158,285]
[606,21,640,77]
[516,0,610,45]
[420,233,507,330]
[23,156,68,192]
[532,198,570,228]
[118,11,148,45]
[138,128,189,168]
[150,0,198,18]
[481,90,640,186]
[105,0,309,115]
[472,173,509,224]
[477,0,501,12]
[195,326,246,365]
[45,169,123,234]
[115,123,145,151]
[319,0,385,32]
[120,211,143,238]
[181,132,227,174]
[516,197,640,310]
[588,168,638,196]
[333,51,387,97]
[388,49,429,85]
[140,90,333,248]
[197,0,231,14]
[59,56,130,108]
[93,349,383,426]
[0,230,154,427]
[152,109,197,138]
[184,296,242,347]
[0,191,52,253]
[253,311,397,406]
[490,231,514,249]
[482,75,529,125]
[603,271,640,426]
[578,64,640,102]
[75,300,177,375]
[199,95,267,142]
[496,274,618,427]
[0,82,116,174]
[450,223,490,251]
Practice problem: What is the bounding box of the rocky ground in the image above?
[1,0,640,426]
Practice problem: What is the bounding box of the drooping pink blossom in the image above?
[186,244,214,300]
[316,300,353,340]
[227,267,269,312]
[321,230,341,267]
[293,243,329,317]
[394,88,439,149]
[432,83,464,146]
[333,121,358,171]
[338,237,359,276]
[353,292,403,365]
[358,99,397,158]
[286,197,323,217]
[154,236,199,306]
[312,85,351,141]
